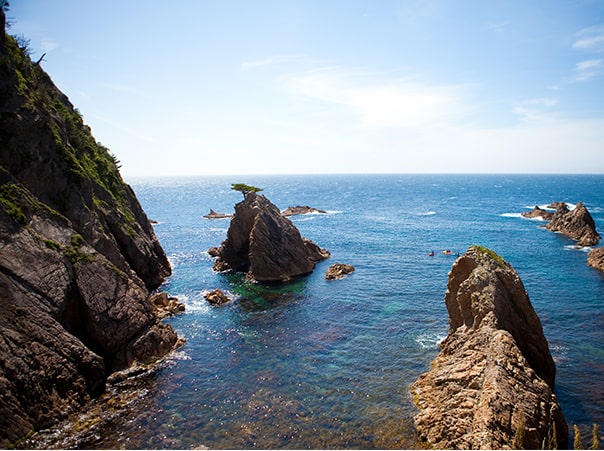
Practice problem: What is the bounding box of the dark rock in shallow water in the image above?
[212,193,330,283]
[204,289,232,305]
[325,263,355,280]
[0,16,181,447]
[545,201,600,247]
[412,246,567,450]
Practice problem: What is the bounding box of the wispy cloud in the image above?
[575,58,603,81]
[241,55,305,71]
[573,25,604,52]
[284,68,470,129]
[512,97,558,121]
[41,38,59,52]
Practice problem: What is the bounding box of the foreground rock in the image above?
[587,247,604,272]
[212,193,330,283]
[325,263,355,280]
[545,201,600,247]
[521,205,554,220]
[412,246,567,449]
[150,292,186,318]
[281,205,327,217]
[204,289,232,306]
[0,17,181,447]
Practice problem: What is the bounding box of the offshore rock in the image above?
[203,209,232,219]
[545,201,600,247]
[212,193,330,283]
[412,246,567,450]
[281,205,327,217]
[587,247,604,272]
[521,205,553,220]
[204,289,232,306]
[325,263,355,280]
[150,292,186,318]
[0,18,180,447]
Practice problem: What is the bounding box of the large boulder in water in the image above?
[212,193,329,283]
[412,246,567,449]
[545,201,600,247]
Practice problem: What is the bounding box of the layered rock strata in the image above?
[0,16,180,447]
[413,246,567,449]
[212,192,330,283]
[545,202,600,247]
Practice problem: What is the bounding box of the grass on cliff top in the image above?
[469,245,507,268]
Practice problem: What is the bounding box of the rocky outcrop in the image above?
[521,205,554,220]
[412,246,567,450]
[204,289,232,306]
[545,202,600,247]
[211,193,330,283]
[281,205,327,217]
[150,292,186,318]
[203,209,232,219]
[325,263,355,280]
[587,247,604,272]
[0,17,181,447]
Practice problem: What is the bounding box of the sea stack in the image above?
[212,192,330,283]
[412,246,567,449]
[0,16,181,447]
[545,201,600,247]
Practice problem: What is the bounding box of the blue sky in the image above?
[8,0,604,177]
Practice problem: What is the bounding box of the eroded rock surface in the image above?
[587,247,604,272]
[325,263,355,280]
[0,16,181,446]
[412,246,567,450]
[545,202,600,247]
[212,193,329,283]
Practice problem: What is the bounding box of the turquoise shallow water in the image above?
[76,174,604,448]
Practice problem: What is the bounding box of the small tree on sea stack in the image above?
[231,183,263,199]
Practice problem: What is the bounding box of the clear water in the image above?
[58,175,604,448]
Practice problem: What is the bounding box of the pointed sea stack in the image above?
[545,201,600,247]
[412,246,567,449]
[212,192,330,283]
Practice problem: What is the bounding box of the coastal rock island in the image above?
[545,202,600,247]
[412,246,567,449]
[0,14,181,447]
[212,192,330,283]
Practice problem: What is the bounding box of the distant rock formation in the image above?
[0,17,181,447]
[281,205,327,217]
[325,263,355,280]
[203,209,233,219]
[412,246,567,450]
[521,205,554,220]
[545,202,600,247]
[211,193,330,283]
[587,247,604,272]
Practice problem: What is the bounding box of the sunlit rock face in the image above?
[412,246,567,450]
[212,192,329,283]
[545,201,600,247]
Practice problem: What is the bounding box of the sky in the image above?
[8,0,604,177]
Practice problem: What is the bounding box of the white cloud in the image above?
[573,25,604,52]
[512,97,558,121]
[284,68,470,129]
[575,58,603,81]
[241,55,305,71]
[41,38,59,52]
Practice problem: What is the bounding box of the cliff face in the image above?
[0,15,180,446]
[212,192,330,283]
[413,246,567,449]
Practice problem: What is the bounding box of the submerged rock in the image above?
[412,245,567,449]
[545,201,600,247]
[325,263,355,280]
[212,192,330,283]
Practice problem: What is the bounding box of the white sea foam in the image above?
[415,332,446,349]
[501,212,523,218]
[417,211,436,216]
[563,244,592,253]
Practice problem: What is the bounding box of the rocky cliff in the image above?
[413,246,567,449]
[0,13,180,447]
[212,192,330,283]
[587,246,604,272]
[545,202,600,247]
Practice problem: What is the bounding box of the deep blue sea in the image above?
[116,174,602,448]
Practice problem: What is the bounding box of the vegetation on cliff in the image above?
[0,7,181,447]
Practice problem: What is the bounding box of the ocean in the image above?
[39,174,604,448]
